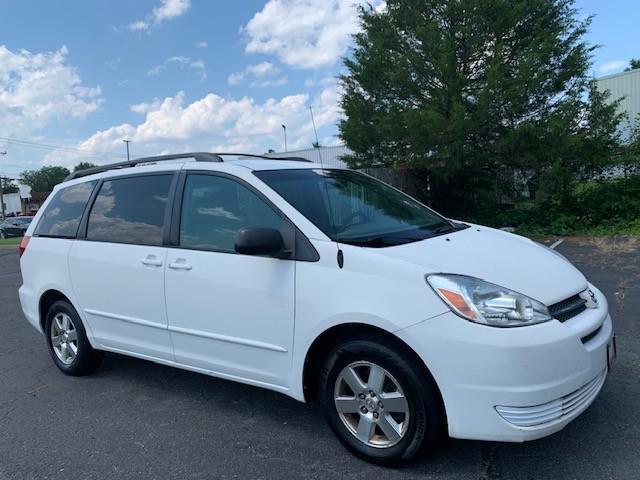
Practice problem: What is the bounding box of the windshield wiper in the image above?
[424,222,469,236]
[340,235,409,248]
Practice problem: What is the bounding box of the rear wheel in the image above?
[45,300,104,375]
[319,338,444,464]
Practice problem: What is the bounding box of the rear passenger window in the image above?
[35,181,97,238]
[180,174,284,252]
[87,175,172,246]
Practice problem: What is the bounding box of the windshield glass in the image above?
[255,169,464,247]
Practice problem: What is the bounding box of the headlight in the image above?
[426,274,552,327]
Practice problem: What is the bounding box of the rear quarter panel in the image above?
[19,237,81,335]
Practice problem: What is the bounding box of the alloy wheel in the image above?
[50,312,78,365]
[334,361,410,448]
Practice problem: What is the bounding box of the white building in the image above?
[596,68,640,137]
[269,144,352,168]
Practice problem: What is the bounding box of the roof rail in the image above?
[65,152,223,181]
[216,152,312,163]
[64,151,312,182]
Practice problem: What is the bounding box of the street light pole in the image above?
[281,125,287,152]
[123,140,131,161]
[0,151,7,220]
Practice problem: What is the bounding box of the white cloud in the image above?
[227,61,280,86]
[196,41,208,48]
[45,85,343,167]
[598,60,627,75]
[247,62,277,77]
[227,72,245,86]
[148,56,207,80]
[250,76,288,88]
[127,0,191,31]
[0,45,102,140]
[130,98,162,114]
[242,0,383,69]
[304,75,337,87]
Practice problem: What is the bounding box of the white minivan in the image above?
[19,152,615,464]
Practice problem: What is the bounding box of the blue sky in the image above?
[0,0,638,178]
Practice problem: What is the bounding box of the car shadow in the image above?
[88,351,627,478]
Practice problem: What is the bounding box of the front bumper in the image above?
[397,286,612,442]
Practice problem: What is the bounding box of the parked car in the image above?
[0,216,34,238]
[18,153,615,464]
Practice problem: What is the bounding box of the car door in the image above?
[69,173,176,361]
[164,172,295,389]
[4,219,19,237]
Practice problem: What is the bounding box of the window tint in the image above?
[35,181,97,238]
[87,175,172,246]
[180,174,284,252]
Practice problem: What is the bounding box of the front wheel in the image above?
[319,338,444,464]
[45,300,104,375]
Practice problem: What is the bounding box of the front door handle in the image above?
[168,259,192,271]
[141,255,163,267]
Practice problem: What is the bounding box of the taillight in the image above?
[18,236,30,258]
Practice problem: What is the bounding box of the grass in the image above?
[0,236,21,246]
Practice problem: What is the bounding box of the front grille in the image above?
[548,293,587,322]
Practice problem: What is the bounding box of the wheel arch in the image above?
[39,289,73,332]
[301,323,446,424]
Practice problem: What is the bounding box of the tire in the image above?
[44,300,104,376]
[319,337,444,465]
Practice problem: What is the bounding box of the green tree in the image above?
[339,0,623,219]
[73,161,97,172]
[20,166,70,192]
[1,178,19,194]
[624,58,640,72]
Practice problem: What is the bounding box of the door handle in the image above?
[141,255,163,267]
[168,259,192,271]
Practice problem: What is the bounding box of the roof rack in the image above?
[216,152,312,163]
[64,151,312,181]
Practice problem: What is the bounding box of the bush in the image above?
[493,175,640,235]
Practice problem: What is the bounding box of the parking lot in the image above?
[0,237,638,480]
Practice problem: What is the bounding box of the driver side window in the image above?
[180,174,285,252]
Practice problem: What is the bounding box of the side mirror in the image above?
[235,227,287,257]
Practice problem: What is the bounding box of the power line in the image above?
[0,136,126,161]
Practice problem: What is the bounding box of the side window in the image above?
[180,174,284,252]
[87,175,173,246]
[35,181,97,238]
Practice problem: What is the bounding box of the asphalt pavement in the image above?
[0,237,638,479]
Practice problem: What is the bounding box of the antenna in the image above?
[309,106,343,268]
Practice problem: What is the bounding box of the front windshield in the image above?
[255,169,464,247]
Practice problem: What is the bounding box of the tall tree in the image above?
[624,58,640,72]
[20,166,70,192]
[73,161,97,172]
[339,0,623,218]
[0,178,19,194]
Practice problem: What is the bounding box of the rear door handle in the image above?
[141,255,163,267]
[168,259,192,271]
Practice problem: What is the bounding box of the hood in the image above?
[371,225,587,306]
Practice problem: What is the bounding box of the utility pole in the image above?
[281,125,287,152]
[0,151,7,220]
[123,140,131,161]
